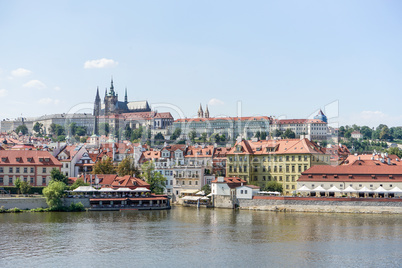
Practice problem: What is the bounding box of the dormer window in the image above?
[1,157,7,162]
[348,175,353,179]
[16,157,22,162]
[45,158,50,162]
[27,158,33,162]
[39,158,44,162]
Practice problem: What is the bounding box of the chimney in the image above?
[388,158,391,165]
[358,156,360,161]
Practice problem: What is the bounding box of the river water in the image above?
[0,207,401,267]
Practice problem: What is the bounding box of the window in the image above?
[24,167,28,173]
[244,166,247,172]
[30,177,34,184]
[279,166,282,172]
[254,176,258,181]
[0,167,3,173]
[30,167,34,173]
[291,156,295,161]
[9,178,13,185]
[195,181,198,185]
[16,167,20,173]
[182,181,185,185]
[189,181,192,185]
[0,177,3,184]
[23,177,27,182]
[42,168,46,173]
[298,156,302,161]
[298,165,301,172]
[263,176,266,181]
[245,190,248,194]
[304,156,308,161]
[170,180,173,185]
[286,156,289,161]
[240,190,243,194]
[292,166,295,172]
[229,166,232,172]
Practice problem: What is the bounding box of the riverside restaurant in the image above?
[70,186,170,211]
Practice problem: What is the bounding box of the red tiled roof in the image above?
[299,164,402,182]
[175,116,272,123]
[0,150,62,166]
[228,138,326,155]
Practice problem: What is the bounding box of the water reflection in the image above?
[0,208,401,267]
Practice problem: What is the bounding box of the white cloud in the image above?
[11,68,32,77]
[84,58,118,69]
[23,80,46,89]
[0,89,8,98]
[54,86,61,91]
[38,98,60,105]
[208,98,225,106]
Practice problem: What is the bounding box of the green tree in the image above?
[50,168,69,184]
[69,122,77,136]
[33,122,43,134]
[123,125,132,140]
[75,126,87,136]
[117,157,140,177]
[171,128,182,140]
[15,125,28,135]
[200,133,207,143]
[19,180,32,194]
[131,126,143,141]
[43,180,66,209]
[201,184,211,196]
[189,130,197,143]
[272,129,283,138]
[99,123,110,136]
[154,132,165,140]
[260,131,267,140]
[69,178,89,190]
[80,136,88,143]
[282,129,296,139]
[264,181,283,193]
[93,157,116,174]
[387,147,402,158]
[141,161,166,194]
[14,178,22,194]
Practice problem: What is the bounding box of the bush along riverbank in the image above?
[0,202,86,213]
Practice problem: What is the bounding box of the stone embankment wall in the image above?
[0,198,48,210]
[214,195,234,209]
[62,198,90,208]
[238,197,402,214]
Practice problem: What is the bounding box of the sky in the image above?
[0,0,402,128]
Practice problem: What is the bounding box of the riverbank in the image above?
[238,196,402,214]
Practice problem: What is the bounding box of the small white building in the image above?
[236,185,260,199]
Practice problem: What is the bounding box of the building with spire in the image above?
[197,104,204,118]
[94,78,151,117]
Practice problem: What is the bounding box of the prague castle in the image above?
[93,78,151,117]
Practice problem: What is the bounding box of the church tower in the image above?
[93,87,101,135]
[125,87,128,103]
[198,103,204,118]
[104,78,118,116]
[204,105,210,118]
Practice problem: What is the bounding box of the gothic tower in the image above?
[93,87,101,135]
[198,103,204,118]
[104,78,118,116]
[205,105,210,118]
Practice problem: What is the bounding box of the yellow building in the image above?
[226,138,330,195]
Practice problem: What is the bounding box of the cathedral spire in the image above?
[125,87,128,103]
[110,77,115,96]
[95,86,100,102]
[198,103,204,118]
[205,104,209,118]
